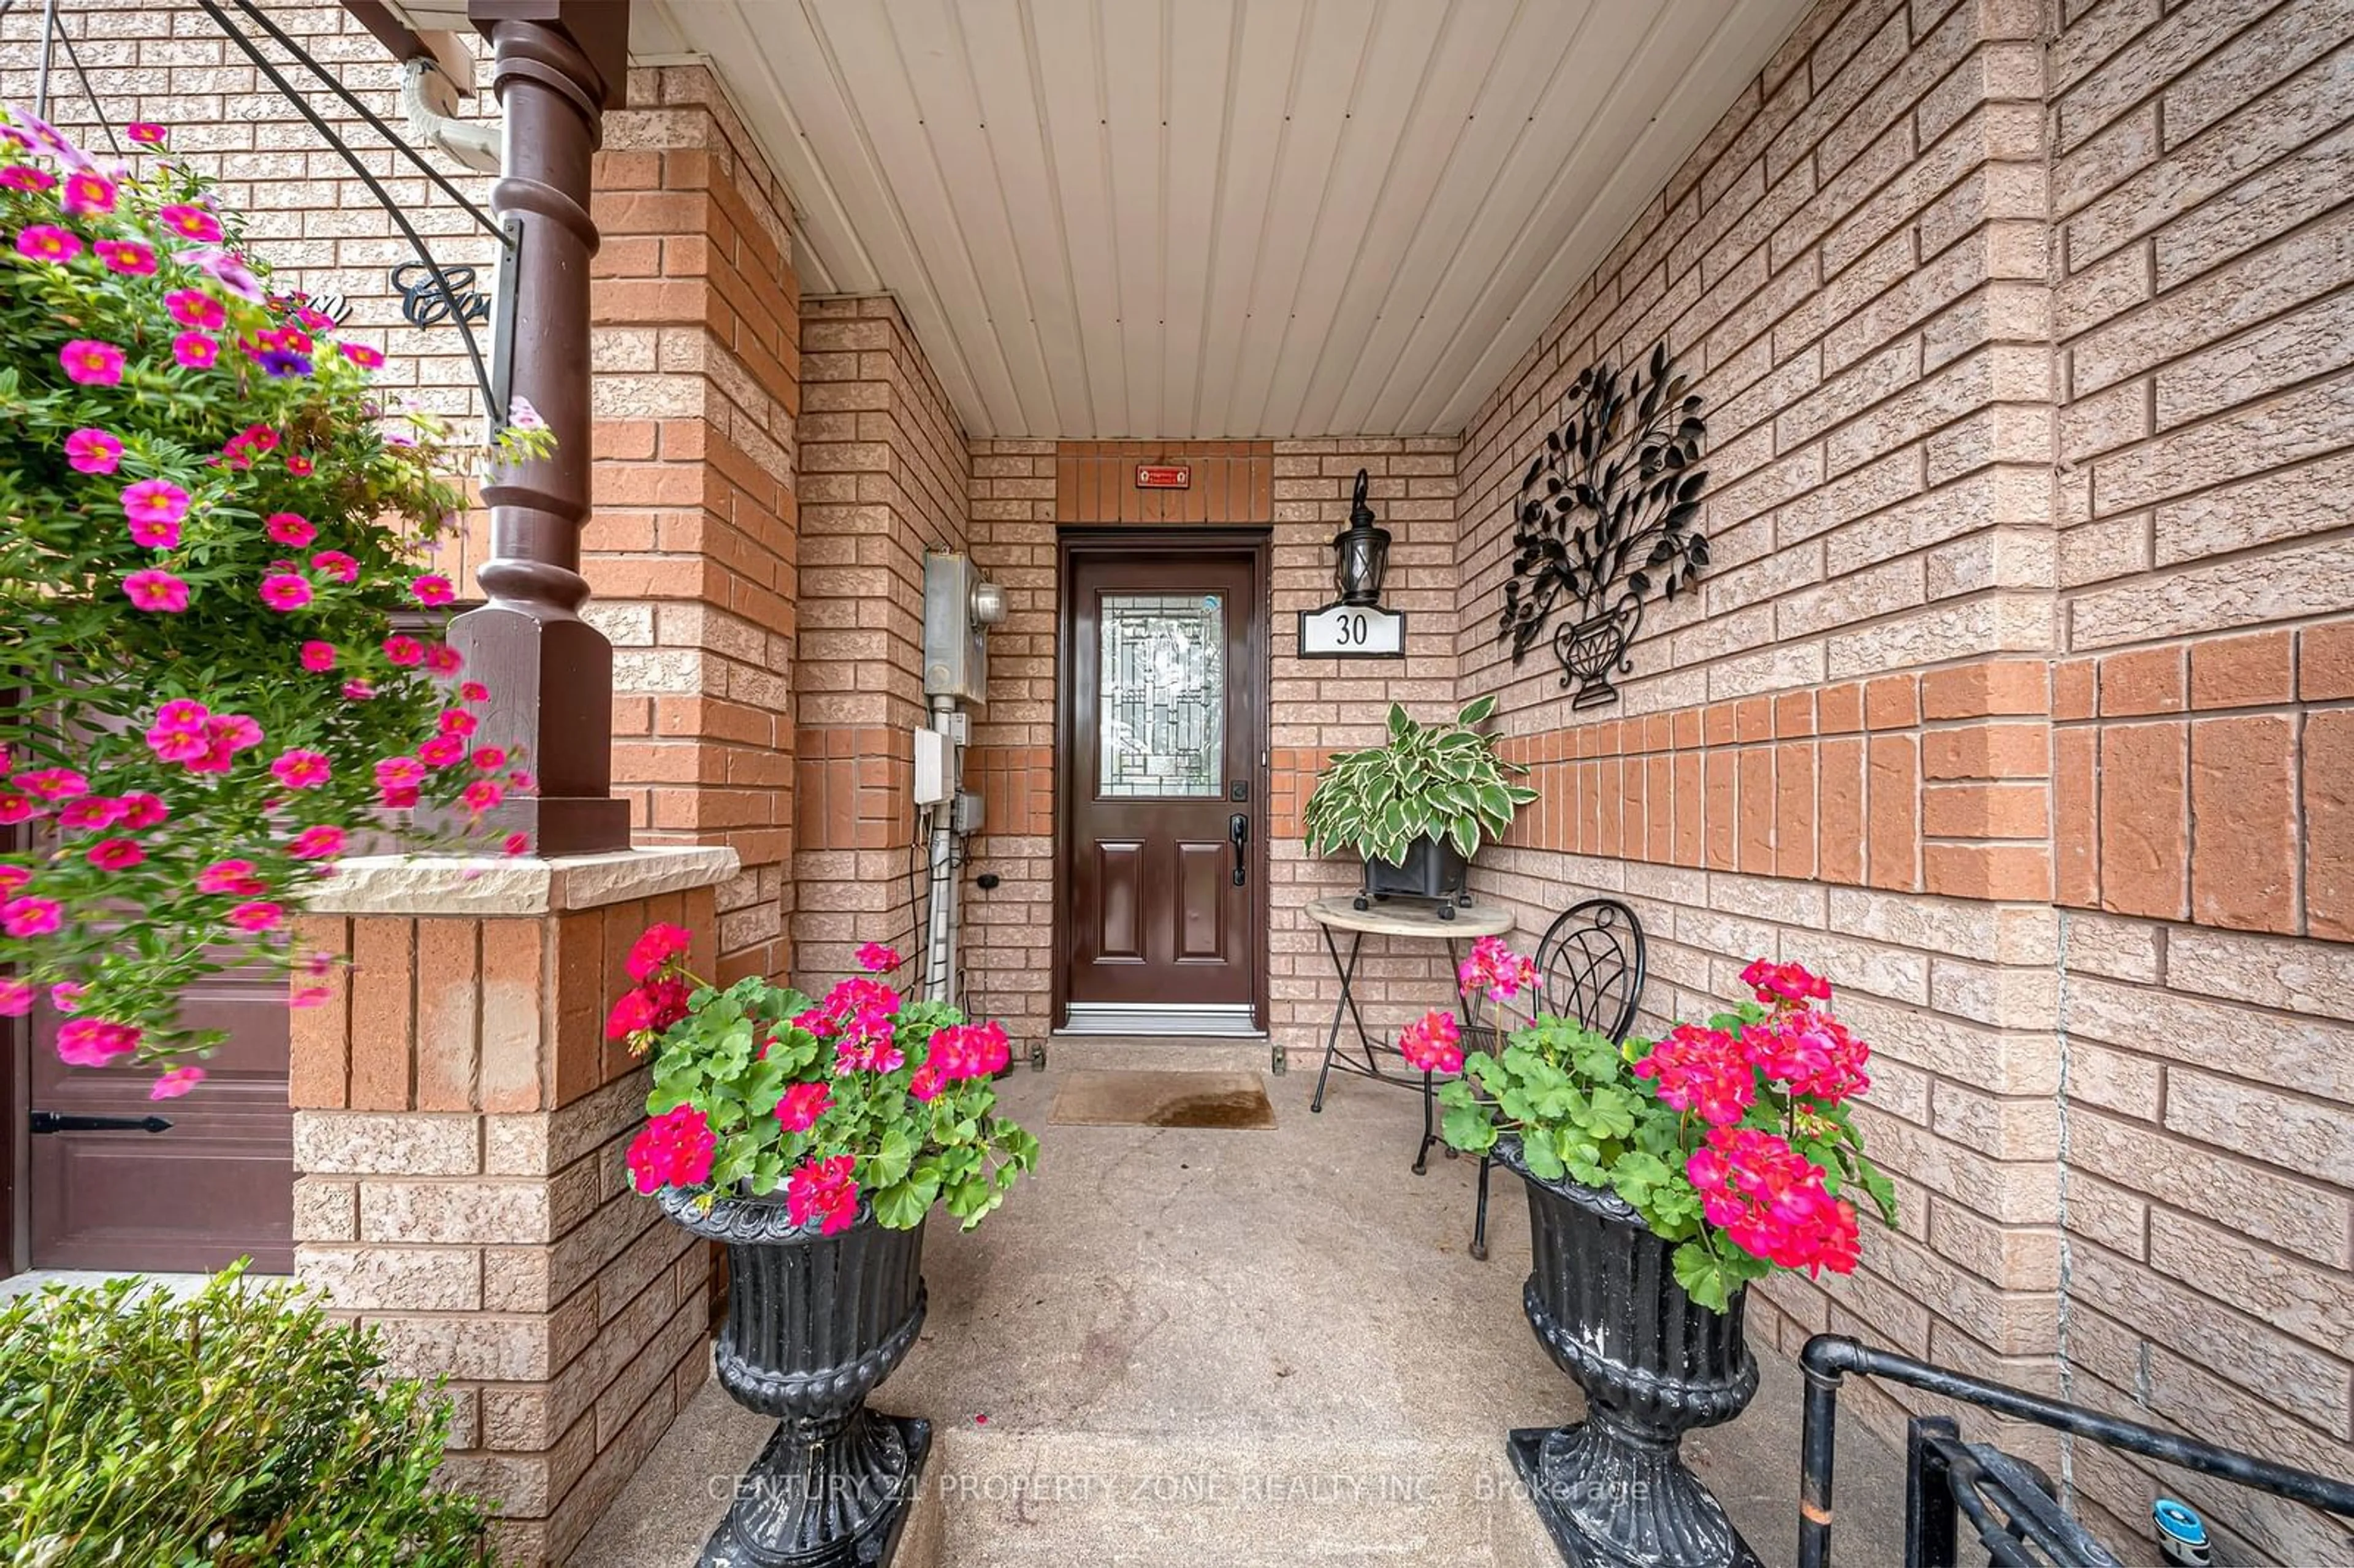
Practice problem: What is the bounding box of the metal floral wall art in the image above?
[1496,341,1710,709]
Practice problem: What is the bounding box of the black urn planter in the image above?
[1356,833,1470,916]
[658,1189,931,1568]
[1497,1138,1762,1568]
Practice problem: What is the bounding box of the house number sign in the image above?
[1298,601,1406,659]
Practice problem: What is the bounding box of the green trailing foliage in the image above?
[0,1266,495,1565]
[1301,695,1538,867]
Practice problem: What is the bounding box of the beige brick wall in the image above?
[289,886,723,1567]
[1451,0,2354,1557]
[2038,2,2354,1558]
[791,295,971,995]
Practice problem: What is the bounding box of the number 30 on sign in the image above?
[1298,601,1407,659]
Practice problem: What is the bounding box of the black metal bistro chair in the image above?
[1460,896,1645,1260]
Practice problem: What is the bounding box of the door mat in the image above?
[1048,1070,1276,1130]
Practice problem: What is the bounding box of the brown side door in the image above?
[27,964,292,1274]
[1063,544,1265,1026]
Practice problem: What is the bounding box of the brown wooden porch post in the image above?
[455,0,632,854]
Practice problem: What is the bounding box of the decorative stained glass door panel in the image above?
[1065,547,1262,1029]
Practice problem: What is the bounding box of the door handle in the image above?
[1228,813,1249,886]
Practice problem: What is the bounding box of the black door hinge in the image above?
[29,1112,172,1135]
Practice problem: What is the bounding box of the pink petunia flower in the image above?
[0,793,40,826]
[64,427,121,473]
[58,170,114,215]
[437,708,478,739]
[157,204,223,242]
[382,635,424,667]
[299,641,336,672]
[165,289,226,330]
[150,1067,205,1100]
[309,550,357,584]
[59,340,124,385]
[340,341,384,369]
[259,574,312,612]
[56,1019,140,1068]
[502,831,530,856]
[2,895,63,938]
[196,859,264,896]
[423,642,462,676]
[410,573,455,606]
[0,165,54,192]
[416,734,465,768]
[124,569,189,611]
[117,792,167,829]
[15,225,80,263]
[227,900,284,933]
[264,512,314,547]
[49,983,84,1013]
[284,453,314,476]
[56,796,122,830]
[462,778,506,814]
[14,769,87,802]
[95,238,155,275]
[341,679,376,703]
[270,749,331,790]
[126,121,168,145]
[120,479,189,533]
[192,246,262,301]
[0,979,27,1017]
[170,331,218,370]
[460,680,490,703]
[288,824,346,860]
[375,756,425,807]
[471,745,508,772]
[87,837,144,870]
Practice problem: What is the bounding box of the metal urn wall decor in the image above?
[1497,341,1710,709]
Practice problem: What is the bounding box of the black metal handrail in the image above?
[1798,1334,2354,1568]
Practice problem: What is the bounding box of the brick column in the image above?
[289,846,734,1567]
[585,66,803,984]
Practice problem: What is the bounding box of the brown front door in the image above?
[26,965,292,1274]
[1062,541,1265,1032]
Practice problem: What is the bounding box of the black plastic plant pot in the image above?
[1358,833,1470,916]
[1496,1138,1763,1568]
[657,1188,931,1568]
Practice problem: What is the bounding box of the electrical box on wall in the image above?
[913,729,953,807]
[923,552,1007,705]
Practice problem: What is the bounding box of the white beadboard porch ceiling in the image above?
[628,0,1811,441]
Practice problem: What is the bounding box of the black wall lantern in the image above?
[1332,468,1391,606]
[1300,468,1406,658]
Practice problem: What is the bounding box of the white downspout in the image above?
[401,53,499,175]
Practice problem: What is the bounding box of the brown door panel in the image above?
[1064,544,1264,1021]
[27,963,293,1273]
[1175,841,1227,960]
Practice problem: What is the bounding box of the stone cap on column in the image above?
[303,845,739,917]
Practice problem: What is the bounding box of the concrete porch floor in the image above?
[574,1043,1905,1567]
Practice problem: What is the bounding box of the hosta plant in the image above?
[1426,956,1898,1310]
[0,107,547,1091]
[613,931,1038,1233]
[1302,694,1537,866]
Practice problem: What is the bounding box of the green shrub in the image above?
[0,1267,493,1566]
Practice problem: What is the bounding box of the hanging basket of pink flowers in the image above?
[0,106,546,1098]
